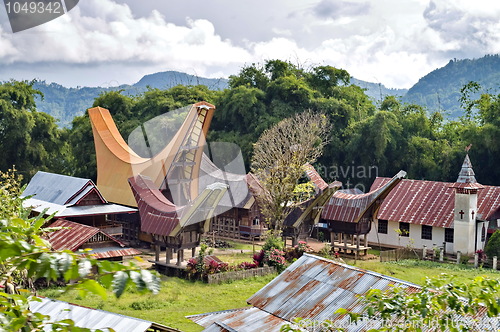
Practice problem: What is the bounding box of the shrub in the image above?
[253,250,265,267]
[485,230,500,259]
[262,232,284,252]
[266,248,286,272]
[239,261,258,270]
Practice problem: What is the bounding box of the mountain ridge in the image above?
[16,54,500,126]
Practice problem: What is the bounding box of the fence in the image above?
[206,266,276,284]
[380,247,500,270]
[380,248,423,262]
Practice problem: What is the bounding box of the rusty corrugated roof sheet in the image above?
[304,163,328,191]
[191,254,498,331]
[321,170,406,223]
[48,219,100,251]
[47,220,140,258]
[371,177,500,228]
[188,307,287,332]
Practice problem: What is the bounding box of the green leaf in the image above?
[78,259,92,278]
[112,271,129,298]
[141,270,160,294]
[81,279,107,300]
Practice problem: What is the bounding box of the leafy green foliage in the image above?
[0,171,160,331]
[485,230,500,259]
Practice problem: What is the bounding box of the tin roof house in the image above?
[367,154,500,254]
[22,171,137,237]
[47,219,141,260]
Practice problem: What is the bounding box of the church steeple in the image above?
[450,153,484,191]
[450,152,486,255]
[456,154,477,184]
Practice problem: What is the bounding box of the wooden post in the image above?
[192,247,196,258]
[442,242,446,255]
[155,244,160,262]
[176,250,182,266]
[439,248,444,262]
[474,253,479,268]
[456,251,461,264]
[422,245,427,259]
[356,235,360,260]
[493,256,498,270]
[166,248,172,264]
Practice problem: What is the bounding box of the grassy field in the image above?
[41,274,277,332]
[39,251,500,332]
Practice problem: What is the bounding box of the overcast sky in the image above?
[1,0,499,89]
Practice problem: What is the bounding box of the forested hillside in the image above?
[2,59,499,191]
[403,54,500,118]
[32,72,229,127]
[29,71,403,127]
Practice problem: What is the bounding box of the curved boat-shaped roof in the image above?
[89,102,215,207]
[198,153,252,209]
[129,175,227,238]
[322,170,406,223]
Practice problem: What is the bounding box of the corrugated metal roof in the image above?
[47,220,140,258]
[30,297,175,332]
[24,198,137,218]
[371,177,500,228]
[192,254,498,331]
[188,307,287,332]
[22,171,105,205]
[322,170,406,223]
[304,163,328,191]
[48,219,100,251]
[89,247,141,259]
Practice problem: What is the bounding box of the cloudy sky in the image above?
[1,0,499,89]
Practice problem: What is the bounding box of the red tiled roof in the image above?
[370,178,500,228]
[321,171,406,223]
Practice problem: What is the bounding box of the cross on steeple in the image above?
[459,210,465,219]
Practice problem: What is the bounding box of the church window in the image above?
[378,220,388,234]
[445,228,454,243]
[421,225,432,240]
[399,222,410,237]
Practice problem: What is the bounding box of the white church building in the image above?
[367,154,500,254]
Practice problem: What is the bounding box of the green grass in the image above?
[347,259,500,285]
[39,253,500,331]
[40,274,277,332]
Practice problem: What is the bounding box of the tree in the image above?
[250,111,330,231]
[0,170,160,331]
[485,230,500,259]
[0,80,67,180]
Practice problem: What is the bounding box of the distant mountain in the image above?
[350,78,407,104]
[29,55,500,127]
[32,71,229,127]
[403,54,500,118]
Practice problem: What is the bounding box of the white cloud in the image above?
[0,0,499,88]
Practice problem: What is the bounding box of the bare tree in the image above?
[250,110,330,232]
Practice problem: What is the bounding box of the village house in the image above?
[47,219,140,261]
[367,154,500,254]
[22,171,137,237]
